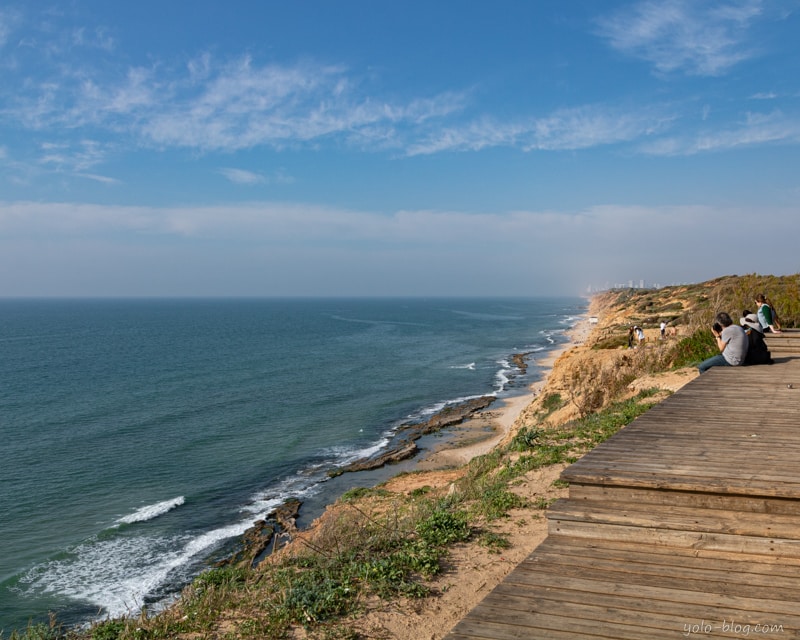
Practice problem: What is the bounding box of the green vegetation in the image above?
[607,273,799,332]
[3,622,63,640]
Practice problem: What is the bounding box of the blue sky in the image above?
[1,0,799,296]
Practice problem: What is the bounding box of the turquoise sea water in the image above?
[0,297,585,632]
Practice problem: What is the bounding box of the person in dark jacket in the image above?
[740,312,773,365]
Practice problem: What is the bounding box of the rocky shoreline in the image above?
[330,394,497,476]
[224,351,535,568]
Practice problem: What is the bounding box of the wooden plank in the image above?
[560,475,800,499]
[489,582,800,625]
[547,519,800,556]
[478,588,800,639]
[524,548,800,592]
[548,499,800,538]
[504,564,800,618]
[544,533,800,568]
[523,536,800,584]
[567,485,800,514]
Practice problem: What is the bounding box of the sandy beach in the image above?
[416,316,592,472]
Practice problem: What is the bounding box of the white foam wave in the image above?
[450,362,476,370]
[116,497,185,525]
[539,329,560,345]
[21,517,262,620]
[243,465,337,515]
[494,359,514,393]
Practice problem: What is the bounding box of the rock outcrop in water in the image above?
[328,394,496,477]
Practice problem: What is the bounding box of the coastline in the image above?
[341,312,597,638]
[60,277,793,638]
[415,315,592,472]
[229,314,592,568]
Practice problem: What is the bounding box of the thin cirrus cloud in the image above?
[140,58,468,152]
[406,106,675,156]
[218,168,295,185]
[595,0,763,76]
[639,109,800,155]
[8,52,469,154]
[1,2,791,169]
[219,168,266,185]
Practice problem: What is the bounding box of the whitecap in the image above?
[450,362,476,370]
[116,497,185,525]
[21,517,267,621]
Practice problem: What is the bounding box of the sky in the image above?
[1,0,799,297]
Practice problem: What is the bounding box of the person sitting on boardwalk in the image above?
[698,312,749,373]
[740,312,773,365]
[756,294,782,333]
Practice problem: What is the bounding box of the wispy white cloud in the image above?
[219,168,295,185]
[219,168,265,185]
[71,26,115,52]
[141,57,468,152]
[38,139,109,172]
[76,172,120,184]
[0,8,22,48]
[6,52,468,154]
[750,91,778,100]
[640,109,800,154]
[2,2,796,174]
[406,105,674,155]
[596,0,763,76]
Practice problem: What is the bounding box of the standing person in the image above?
[698,312,749,373]
[627,326,634,349]
[756,294,782,333]
[660,320,667,339]
[634,325,645,348]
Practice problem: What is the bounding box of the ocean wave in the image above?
[494,359,515,393]
[450,362,476,370]
[19,519,257,621]
[116,497,185,525]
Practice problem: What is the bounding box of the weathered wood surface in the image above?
[765,329,800,355]
[445,353,800,639]
[562,357,800,497]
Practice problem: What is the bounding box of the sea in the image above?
[0,297,585,633]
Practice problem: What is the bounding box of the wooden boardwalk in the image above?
[446,330,800,639]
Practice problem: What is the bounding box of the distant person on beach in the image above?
[740,313,773,365]
[756,294,781,333]
[698,312,749,373]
